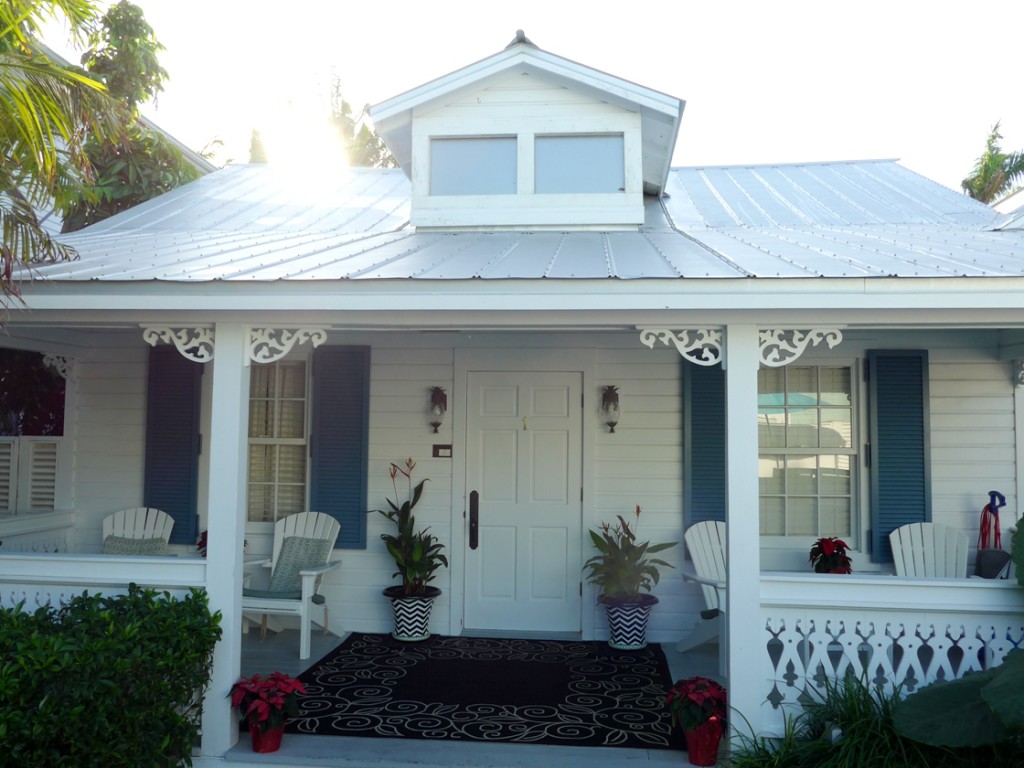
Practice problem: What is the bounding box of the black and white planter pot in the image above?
[602,593,658,650]
[383,585,440,642]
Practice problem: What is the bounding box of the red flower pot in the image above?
[249,722,285,753]
[684,716,724,766]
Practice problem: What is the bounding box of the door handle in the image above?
[469,490,479,550]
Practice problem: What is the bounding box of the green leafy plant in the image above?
[230,672,305,731]
[372,458,448,595]
[891,524,1024,752]
[582,505,676,602]
[666,676,727,731]
[0,584,221,767]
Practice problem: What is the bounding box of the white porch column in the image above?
[723,325,762,737]
[200,323,250,756]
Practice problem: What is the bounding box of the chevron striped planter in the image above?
[602,594,658,650]
[384,586,440,642]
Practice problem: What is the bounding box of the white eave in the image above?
[369,36,684,196]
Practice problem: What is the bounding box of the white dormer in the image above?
[370,32,685,231]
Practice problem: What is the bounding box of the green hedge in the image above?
[0,584,222,767]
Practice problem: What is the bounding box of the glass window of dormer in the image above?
[430,137,517,195]
[534,135,624,194]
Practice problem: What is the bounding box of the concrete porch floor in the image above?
[218,628,723,767]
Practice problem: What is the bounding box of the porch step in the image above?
[217,733,702,767]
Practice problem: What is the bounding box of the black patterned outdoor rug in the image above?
[288,632,685,750]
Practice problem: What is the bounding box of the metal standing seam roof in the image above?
[37,159,1024,284]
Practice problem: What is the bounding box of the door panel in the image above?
[465,371,582,632]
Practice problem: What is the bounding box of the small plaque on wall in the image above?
[432,445,452,458]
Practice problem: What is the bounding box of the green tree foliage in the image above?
[249,128,268,163]
[329,77,397,168]
[0,585,222,767]
[0,0,122,299]
[961,122,1024,205]
[59,1,201,232]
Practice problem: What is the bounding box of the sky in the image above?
[43,0,1024,193]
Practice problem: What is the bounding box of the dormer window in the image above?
[535,135,624,194]
[430,137,517,196]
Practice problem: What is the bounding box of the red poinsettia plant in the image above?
[230,672,306,731]
[665,676,727,731]
[809,536,853,573]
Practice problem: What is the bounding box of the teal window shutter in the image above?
[310,346,370,548]
[684,360,726,525]
[868,350,931,562]
[144,346,202,546]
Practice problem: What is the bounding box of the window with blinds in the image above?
[757,365,856,538]
[247,360,308,523]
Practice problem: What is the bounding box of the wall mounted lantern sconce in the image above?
[600,385,620,433]
[428,386,448,433]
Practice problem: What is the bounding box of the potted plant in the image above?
[809,536,853,573]
[665,676,727,766]
[230,672,306,753]
[582,505,677,650]
[371,458,449,641]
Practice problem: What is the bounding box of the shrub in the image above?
[0,583,222,767]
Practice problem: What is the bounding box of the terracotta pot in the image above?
[249,721,285,753]
[684,716,724,766]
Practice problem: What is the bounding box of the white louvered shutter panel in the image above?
[22,438,58,512]
[0,438,15,514]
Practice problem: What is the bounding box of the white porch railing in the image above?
[0,552,207,609]
[0,510,76,553]
[757,573,1024,735]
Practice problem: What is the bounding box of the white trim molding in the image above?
[638,328,723,366]
[759,328,843,367]
[142,326,215,363]
[247,327,328,364]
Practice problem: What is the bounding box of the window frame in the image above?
[757,359,861,552]
[246,357,310,525]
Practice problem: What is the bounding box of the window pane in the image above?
[249,400,275,438]
[758,409,786,448]
[247,485,274,522]
[277,445,306,483]
[820,408,852,448]
[819,455,851,495]
[535,135,624,193]
[759,455,785,494]
[277,484,305,516]
[279,363,305,398]
[820,367,851,406]
[788,497,817,535]
[760,496,785,535]
[819,496,851,537]
[787,367,817,405]
[278,401,305,439]
[430,137,517,195]
[0,349,65,436]
[786,411,819,448]
[785,456,817,494]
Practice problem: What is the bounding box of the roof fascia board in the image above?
[371,45,682,123]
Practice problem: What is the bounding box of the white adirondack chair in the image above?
[677,520,727,675]
[101,507,174,555]
[889,522,969,578]
[242,511,342,660]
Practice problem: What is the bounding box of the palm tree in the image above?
[961,122,1024,205]
[0,0,121,300]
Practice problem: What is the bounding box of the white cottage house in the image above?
[3,32,1024,762]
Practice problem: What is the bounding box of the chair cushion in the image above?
[103,535,167,556]
[267,536,333,593]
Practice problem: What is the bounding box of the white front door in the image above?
[464,371,583,633]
